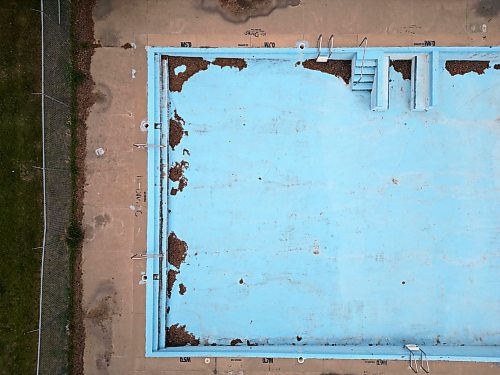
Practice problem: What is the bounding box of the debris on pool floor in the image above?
[302,59,351,83]
[390,60,412,80]
[168,110,186,150]
[445,60,490,75]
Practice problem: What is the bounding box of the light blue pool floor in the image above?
[166,58,499,347]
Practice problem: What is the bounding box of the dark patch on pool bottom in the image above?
[169,161,189,182]
[445,60,490,76]
[230,338,243,346]
[168,56,210,92]
[179,283,187,295]
[213,57,247,71]
[168,232,188,269]
[167,269,178,298]
[167,324,200,346]
[302,59,351,84]
[169,110,186,150]
[390,60,412,80]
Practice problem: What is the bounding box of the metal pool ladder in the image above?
[316,34,334,62]
[354,37,368,85]
[405,344,430,373]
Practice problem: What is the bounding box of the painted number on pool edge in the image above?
[262,358,273,363]
[180,41,192,47]
[179,357,191,362]
[264,42,276,48]
[414,40,436,46]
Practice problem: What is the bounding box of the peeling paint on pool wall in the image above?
[146,46,500,360]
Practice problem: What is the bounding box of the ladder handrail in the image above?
[327,34,334,58]
[317,34,323,58]
[405,345,430,374]
[419,349,430,373]
[355,37,368,84]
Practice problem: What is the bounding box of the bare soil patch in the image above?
[445,60,490,76]
[72,0,97,373]
[303,59,351,84]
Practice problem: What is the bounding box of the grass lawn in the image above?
[0,1,42,373]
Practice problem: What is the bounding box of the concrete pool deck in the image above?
[83,1,500,373]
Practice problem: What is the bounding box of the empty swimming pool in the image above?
[146,46,500,362]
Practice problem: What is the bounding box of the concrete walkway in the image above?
[83,1,499,374]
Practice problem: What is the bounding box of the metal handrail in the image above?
[355,37,368,84]
[317,34,323,58]
[327,34,334,58]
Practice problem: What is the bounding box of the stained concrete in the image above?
[83,0,500,373]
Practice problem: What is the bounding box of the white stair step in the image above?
[354,66,376,75]
[352,82,374,91]
[355,59,377,68]
[353,75,374,83]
